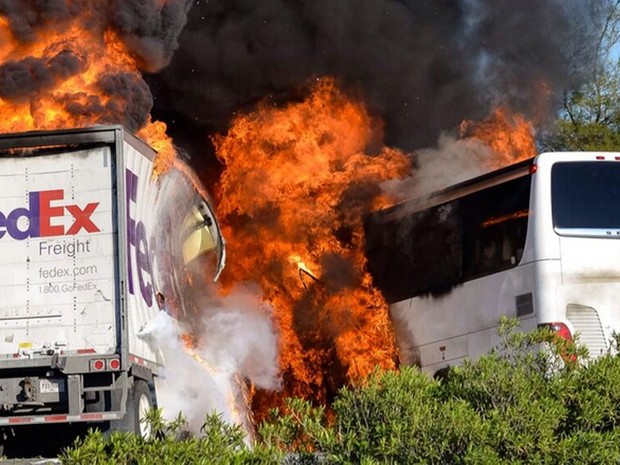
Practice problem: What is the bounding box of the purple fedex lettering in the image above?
[126,169,153,307]
[0,190,98,240]
[5,192,40,240]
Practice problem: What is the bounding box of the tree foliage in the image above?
[545,0,620,151]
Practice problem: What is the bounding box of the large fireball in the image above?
[214,78,410,414]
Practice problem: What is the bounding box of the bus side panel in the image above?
[391,262,537,373]
[527,154,561,270]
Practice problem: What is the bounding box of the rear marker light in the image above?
[108,358,121,371]
[78,348,96,355]
[596,155,605,160]
[9,417,32,424]
[529,163,538,174]
[90,359,105,372]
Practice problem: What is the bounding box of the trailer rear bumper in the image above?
[0,411,123,426]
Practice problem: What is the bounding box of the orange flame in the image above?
[0,12,175,168]
[0,6,543,428]
[214,78,410,415]
[482,209,529,228]
[139,118,177,176]
[460,107,537,168]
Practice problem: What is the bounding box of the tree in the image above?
[543,0,620,151]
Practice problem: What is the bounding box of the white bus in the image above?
[365,152,620,375]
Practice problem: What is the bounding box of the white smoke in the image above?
[140,284,280,435]
[381,133,496,202]
[197,284,281,392]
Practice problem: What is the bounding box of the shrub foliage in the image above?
[62,319,620,464]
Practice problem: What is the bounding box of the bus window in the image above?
[150,169,226,321]
[552,162,620,232]
[462,175,530,280]
[475,226,502,275]
[466,213,528,279]
[365,200,462,303]
[180,199,225,282]
[365,170,531,301]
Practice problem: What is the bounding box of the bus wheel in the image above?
[433,366,451,381]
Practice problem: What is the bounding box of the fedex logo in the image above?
[126,169,154,308]
[0,190,100,240]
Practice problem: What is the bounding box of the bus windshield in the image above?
[552,161,620,234]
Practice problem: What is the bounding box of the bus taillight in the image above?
[542,322,573,342]
[539,322,576,363]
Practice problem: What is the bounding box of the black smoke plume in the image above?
[0,50,85,101]
[0,0,192,132]
[150,0,594,160]
[0,1,597,161]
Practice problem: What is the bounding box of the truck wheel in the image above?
[134,380,153,438]
[114,379,153,438]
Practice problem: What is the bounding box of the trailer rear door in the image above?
[0,146,118,357]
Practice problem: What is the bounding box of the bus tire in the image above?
[433,366,451,381]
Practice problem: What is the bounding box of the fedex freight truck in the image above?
[0,126,225,437]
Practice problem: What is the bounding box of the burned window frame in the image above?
[461,175,531,281]
[365,174,532,303]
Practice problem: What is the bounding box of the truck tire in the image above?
[113,379,153,438]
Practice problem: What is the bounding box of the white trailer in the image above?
[0,126,225,436]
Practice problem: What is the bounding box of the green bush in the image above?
[258,318,620,464]
[61,410,279,465]
[63,319,620,464]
